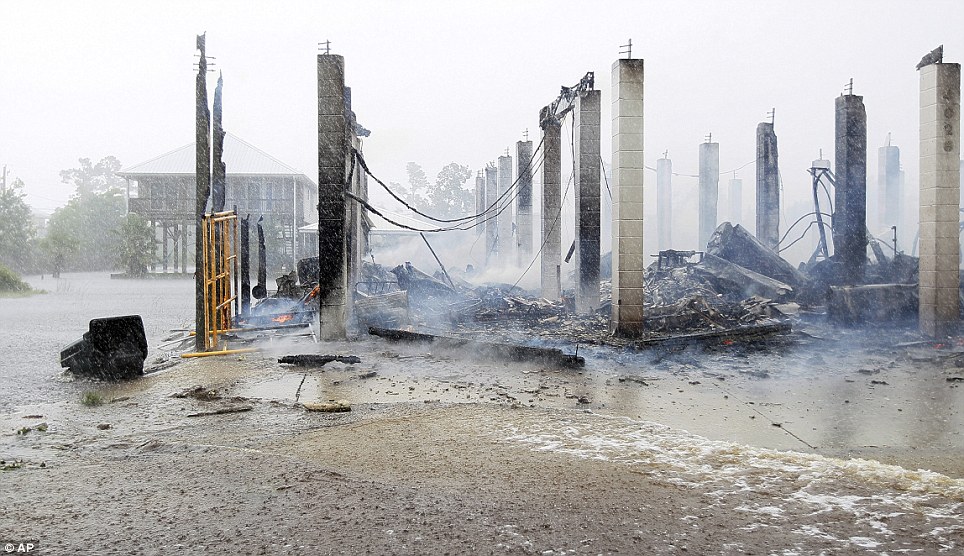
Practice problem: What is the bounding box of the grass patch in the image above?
[81,391,104,407]
[0,289,45,299]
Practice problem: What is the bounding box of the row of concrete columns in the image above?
[317,54,960,339]
[474,142,536,265]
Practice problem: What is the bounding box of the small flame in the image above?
[272,314,294,324]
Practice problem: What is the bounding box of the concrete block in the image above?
[613,150,645,169]
[618,220,643,238]
[616,81,644,100]
[614,99,643,118]
[920,66,939,91]
[613,133,644,152]
[612,116,644,136]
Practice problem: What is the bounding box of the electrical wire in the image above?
[777,211,834,246]
[352,133,546,224]
[347,149,547,234]
[510,119,577,290]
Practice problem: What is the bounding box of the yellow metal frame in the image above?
[200,210,239,351]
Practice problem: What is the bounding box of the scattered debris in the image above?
[186,406,253,418]
[278,355,361,367]
[303,400,351,413]
[61,315,148,379]
[828,284,917,325]
[172,386,222,401]
[368,326,585,369]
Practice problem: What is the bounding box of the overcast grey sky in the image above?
[2,0,962,257]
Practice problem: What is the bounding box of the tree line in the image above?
[0,156,154,278]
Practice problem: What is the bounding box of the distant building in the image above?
[119,133,317,272]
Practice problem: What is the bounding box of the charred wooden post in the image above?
[239,214,251,314]
[194,34,211,353]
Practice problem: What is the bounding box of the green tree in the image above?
[38,226,79,278]
[0,178,36,272]
[59,156,125,197]
[115,213,155,276]
[44,189,125,271]
[428,163,473,219]
[401,162,430,209]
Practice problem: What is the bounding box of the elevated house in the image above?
[119,133,317,273]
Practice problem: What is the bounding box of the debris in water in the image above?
[303,400,351,413]
[278,355,361,367]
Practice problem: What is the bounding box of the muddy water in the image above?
[0,272,194,413]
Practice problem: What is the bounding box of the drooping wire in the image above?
[352,132,546,224]
[779,220,833,253]
[777,211,834,247]
[510,119,577,291]
[346,147,547,234]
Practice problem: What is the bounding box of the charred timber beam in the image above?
[278,354,361,367]
[368,326,585,369]
[630,320,791,350]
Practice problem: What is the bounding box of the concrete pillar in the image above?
[611,59,645,335]
[877,144,901,231]
[540,107,562,299]
[755,123,779,250]
[656,157,672,251]
[484,163,498,264]
[698,141,720,248]
[834,93,867,284]
[317,54,348,339]
[574,90,601,315]
[919,62,961,337]
[497,154,513,258]
[475,171,485,237]
[516,141,534,266]
[728,177,743,226]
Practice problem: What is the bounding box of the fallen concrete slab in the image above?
[828,284,918,325]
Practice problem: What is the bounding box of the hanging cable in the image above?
[352,132,546,224]
[778,211,834,246]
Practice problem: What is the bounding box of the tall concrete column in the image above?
[497,153,513,258]
[728,176,743,226]
[484,163,498,264]
[317,54,348,339]
[516,140,534,266]
[611,59,645,335]
[540,107,562,299]
[475,171,485,237]
[919,62,961,337]
[698,141,720,248]
[877,144,901,231]
[656,157,671,251]
[574,90,601,314]
[755,122,779,250]
[834,93,867,284]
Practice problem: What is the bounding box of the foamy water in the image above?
[494,410,964,553]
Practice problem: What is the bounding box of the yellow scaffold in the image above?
[182,210,256,357]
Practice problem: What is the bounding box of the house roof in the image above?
[119,133,312,180]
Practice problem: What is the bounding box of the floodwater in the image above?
[0,272,194,413]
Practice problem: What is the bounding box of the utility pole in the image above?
[1,165,7,193]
